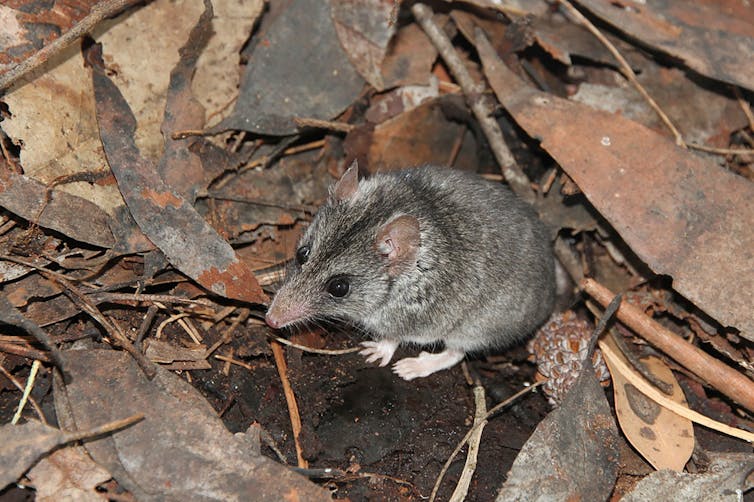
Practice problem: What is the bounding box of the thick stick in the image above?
[582,278,754,413]
[411,3,534,203]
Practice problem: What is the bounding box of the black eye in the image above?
[326,276,350,298]
[295,245,310,265]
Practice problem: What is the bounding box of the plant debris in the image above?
[0,0,753,500]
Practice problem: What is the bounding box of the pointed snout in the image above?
[265,294,309,329]
[265,311,283,329]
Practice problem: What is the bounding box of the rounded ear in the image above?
[375,215,420,276]
[331,160,360,202]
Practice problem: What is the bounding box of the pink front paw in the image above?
[359,340,399,367]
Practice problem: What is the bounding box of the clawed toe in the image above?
[392,353,429,381]
[359,340,398,367]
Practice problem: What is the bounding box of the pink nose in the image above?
[265,313,281,329]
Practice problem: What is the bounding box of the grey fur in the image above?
[268,166,556,354]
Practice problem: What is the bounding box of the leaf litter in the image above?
[0,0,753,500]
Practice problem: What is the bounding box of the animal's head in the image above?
[265,161,420,329]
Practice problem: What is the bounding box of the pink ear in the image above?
[331,160,359,202]
[376,215,420,276]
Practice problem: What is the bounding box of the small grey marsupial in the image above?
[266,161,556,380]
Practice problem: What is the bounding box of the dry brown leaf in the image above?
[144,338,210,370]
[94,0,205,162]
[2,0,207,215]
[26,447,111,502]
[476,33,754,339]
[601,335,694,471]
[365,95,478,172]
[2,0,253,214]
[2,49,122,213]
[576,0,754,92]
[332,0,397,91]
[54,348,330,501]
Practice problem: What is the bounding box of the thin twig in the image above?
[411,3,534,203]
[266,333,361,355]
[540,168,558,195]
[155,312,201,343]
[581,278,754,413]
[63,413,144,443]
[270,341,308,468]
[88,292,215,308]
[0,296,65,371]
[0,0,140,91]
[733,87,754,131]
[134,304,159,350]
[238,139,327,175]
[0,360,47,425]
[687,144,753,156]
[202,193,316,214]
[214,354,255,371]
[447,126,467,167]
[430,382,543,501]
[204,308,249,359]
[34,268,156,380]
[449,385,487,502]
[0,255,97,288]
[556,0,686,147]
[0,341,52,362]
[294,117,355,133]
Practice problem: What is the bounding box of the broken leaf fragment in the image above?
[88,41,267,304]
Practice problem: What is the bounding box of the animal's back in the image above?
[361,166,555,351]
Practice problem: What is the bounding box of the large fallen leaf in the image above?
[1,0,206,215]
[218,0,365,135]
[54,349,329,501]
[476,31,754,339]
[576,0,754,92]
[497,358,619,501]
[601,335,694,471]
[88,42,267,304]
[620,453,754,501]
[156,0,212,202]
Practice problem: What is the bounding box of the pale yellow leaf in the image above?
[601,335,694,471]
